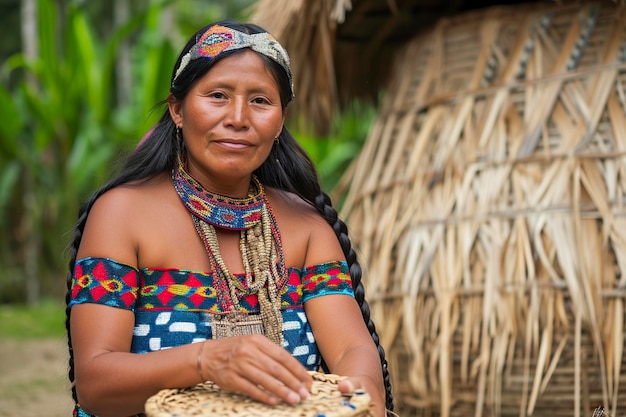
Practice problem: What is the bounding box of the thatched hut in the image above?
[252,1,626,417]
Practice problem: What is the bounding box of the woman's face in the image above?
[169,49,286,195]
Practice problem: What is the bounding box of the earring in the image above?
[175,125,185,155]
[176,126,182,140]
[273,136,280,163]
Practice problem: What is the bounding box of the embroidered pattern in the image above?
[71,258,352,311]
[71,258,139,309]
[70,258,353,371]
[302,261,353,302]
[172,158,265,230]
[197,27,235,58]
[173,25,294,100]
[137,268,303,313]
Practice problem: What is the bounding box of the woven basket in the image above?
[337,2,626,417]
[144,371,372,417]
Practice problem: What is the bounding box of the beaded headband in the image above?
[173,25,294,100]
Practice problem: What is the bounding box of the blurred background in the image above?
[0,1,373,415]
[0,0,372,306]
[4,1,626,416]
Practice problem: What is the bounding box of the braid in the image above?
[65,183,121,403]
[64,113,178,406]
[64,18,393,411]
[258,126,395,412]
[313,192,394,413]
[65,273,76,402]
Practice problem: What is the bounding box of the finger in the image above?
[226,375,282,406]
[247,336,312,397]
[244,370,305,405]
[204,335,312,403]
[263,356,310,391]
[338,377,359,394]
[241,349,311,401]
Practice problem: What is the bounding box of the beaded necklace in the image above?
[172,156,285,346]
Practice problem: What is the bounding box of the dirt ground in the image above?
[0,338,74,417]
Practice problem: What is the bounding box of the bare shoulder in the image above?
[265,187,325,226]
[265,187,346,266]
[88,174,171,222]
[77,173,174,263]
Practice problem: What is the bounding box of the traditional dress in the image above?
[70,258,353,417]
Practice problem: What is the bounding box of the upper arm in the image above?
[76,187,140,265]
[71,303,136,367]
[268,188,346,267]
[304,294,376,370]
[296,202,379,372]
[72,188,140,369]
[302,209,346,267]
[297,204,376,369]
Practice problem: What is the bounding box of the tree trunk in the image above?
[21,0,40,305]
[114,0,131,106]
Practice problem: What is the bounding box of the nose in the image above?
[224,97,249,130]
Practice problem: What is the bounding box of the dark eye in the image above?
[211,92,226,99]
[252,97,268,104]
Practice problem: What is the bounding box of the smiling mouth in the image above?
[215,139,252,149]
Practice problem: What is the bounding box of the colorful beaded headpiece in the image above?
[173,24,294,100]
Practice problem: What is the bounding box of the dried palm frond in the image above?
[250,0,343,134]
[337,2,626,416]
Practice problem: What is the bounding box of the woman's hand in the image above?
[198,334,312,406]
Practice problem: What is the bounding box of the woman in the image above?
[66,20,393,417]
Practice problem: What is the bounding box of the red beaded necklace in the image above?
[172,156,286,345]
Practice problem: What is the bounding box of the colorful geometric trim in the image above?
[70,258,353,313]
[70,258,351,417]
[301,261,353,302]
[172,157,265,230]
[173,25,295,100]
[70,257,139,310]
[141,269,214,312]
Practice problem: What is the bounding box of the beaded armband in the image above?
[301,260,353,302]
[70,257,139,310]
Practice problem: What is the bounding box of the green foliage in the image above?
[0,0,255,303]
[297,101,375,192]
[0,299,65,339]
[0,0,366,304]
[0,0,174,302]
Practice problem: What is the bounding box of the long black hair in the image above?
[65,19,393,413]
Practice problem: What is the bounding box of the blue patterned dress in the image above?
[69,257,354,417]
